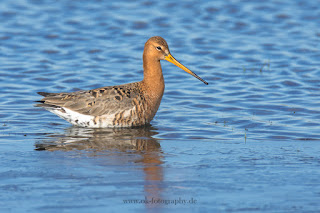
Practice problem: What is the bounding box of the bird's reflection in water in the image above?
[35,126,164,208]
[35,126,161,151]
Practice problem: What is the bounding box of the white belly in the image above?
[47,107,134,128]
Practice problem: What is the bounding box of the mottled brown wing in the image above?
[37,82,142,116]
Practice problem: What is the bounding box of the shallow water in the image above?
[1,0,320,212]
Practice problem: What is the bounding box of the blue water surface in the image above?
[1,0,320,212]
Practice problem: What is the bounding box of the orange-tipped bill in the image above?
[165,54,208,85]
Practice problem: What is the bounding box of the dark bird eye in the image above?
[156,46,162,51]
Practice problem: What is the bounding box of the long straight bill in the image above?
[165,54,208,85]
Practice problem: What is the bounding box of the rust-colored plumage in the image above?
[37,36,208,128]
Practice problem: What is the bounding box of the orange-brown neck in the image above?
[141,52,165,119]
[142,52,165,94]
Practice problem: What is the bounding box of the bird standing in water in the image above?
[37,36,208,128]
